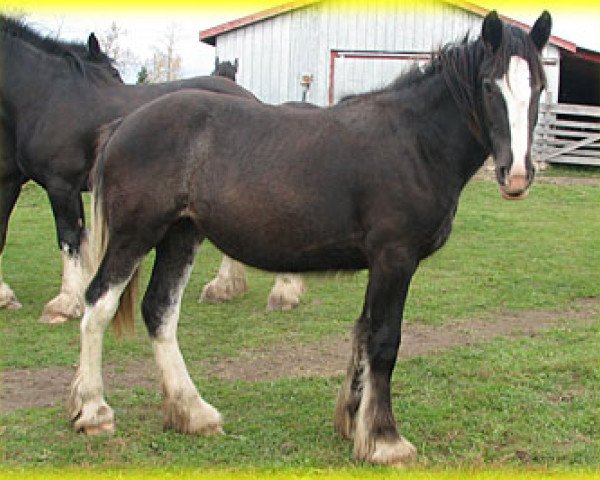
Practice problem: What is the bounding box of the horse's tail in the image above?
[87,118,139,337]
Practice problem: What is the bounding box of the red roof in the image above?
[200,0,318,46]
[200,0,592,58]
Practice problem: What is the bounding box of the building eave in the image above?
[200,0,319,45]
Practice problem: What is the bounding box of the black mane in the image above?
[337,36,477,106]
[0,14,113,66]
[362,24,545,144]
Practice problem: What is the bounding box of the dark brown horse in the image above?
[0,15,256,322]
[69,11,551,466]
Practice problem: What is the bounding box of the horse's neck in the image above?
[3,37,73,110]
[392,74,489,189]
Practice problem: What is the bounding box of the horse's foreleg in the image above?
[335,243,417,467]
[199,254,248,304]
[0,174,23,310]
[266,274,305,311]
[334,314,365,440]
[40,189,86,323]
[146,224,222,435]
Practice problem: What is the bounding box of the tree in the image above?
[146,23,182,82]
[96,21,139,81]
[136,65,149,84]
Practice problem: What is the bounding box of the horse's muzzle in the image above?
[499,174,530,200]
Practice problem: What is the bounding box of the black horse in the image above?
[211,56,238,82]
[69,11,551,467]
[0,15,256,322]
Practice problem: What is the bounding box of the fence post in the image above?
[535,91,553,171]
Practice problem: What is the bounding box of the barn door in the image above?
[329,50,431,104]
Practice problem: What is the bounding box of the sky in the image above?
[5,1,600,84]
[19,11,252,82]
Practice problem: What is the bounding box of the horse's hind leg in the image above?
[69,249,142,435]
[0,255,20,309]
[200,256,305,311]
[335,243,417,467]
[0,173,24,310]
[145,220,222,435]
[199,254,248,304]
[267,274,305,311]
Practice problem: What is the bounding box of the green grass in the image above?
[2,323,599,468]
[1,180,599,469]
[539,164,600,179]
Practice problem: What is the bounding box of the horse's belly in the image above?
[220,242,368,273]
[203,218,367,273]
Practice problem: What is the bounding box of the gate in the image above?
[534,103,600,167]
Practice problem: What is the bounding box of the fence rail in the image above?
[533,102,600,167]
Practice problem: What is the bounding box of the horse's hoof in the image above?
[39,312,70,324]
[71,402,115,435]
[163,394,223,436]
[82,422,115,436]
[368,436,417,467]
[266,294,300,311]
[40,292,83,324]
[199,283,232,304]
[200,423,225,436]
[0,283,22,310]
[266,275,305,311]
[3,299,22,310]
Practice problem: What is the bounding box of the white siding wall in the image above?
[214,0,560,106]
[541,45,560,104]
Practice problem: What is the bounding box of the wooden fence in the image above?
[533,102,600,167]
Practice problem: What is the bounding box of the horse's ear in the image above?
[482,10,503,53]
[215,56,219,69]
[88,33,101,58]
[529,10,552,52]
[234,58,239,70]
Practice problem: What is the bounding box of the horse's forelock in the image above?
[491,25,546,87]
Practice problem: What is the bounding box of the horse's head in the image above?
[83,33,124,84]
[478,10,551,200]
[211,57,239,82]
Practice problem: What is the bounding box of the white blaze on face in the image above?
[496,56,533,178]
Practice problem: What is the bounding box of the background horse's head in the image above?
[211,56,239,82]
[79,33,123,84]
[478,10,551,200]
[0,15,123,86]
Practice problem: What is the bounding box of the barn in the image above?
[200,0,600,166]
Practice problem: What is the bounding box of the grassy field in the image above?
[1,179,599,471]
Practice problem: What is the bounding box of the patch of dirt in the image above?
[203,297,599,381]
[534,176,600,187]
[0,361,160,413]
[1,298,598,412]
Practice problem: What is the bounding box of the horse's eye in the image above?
[483,79,493,94]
